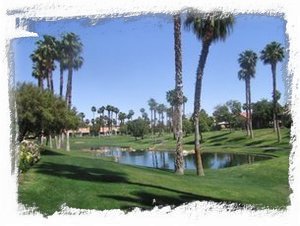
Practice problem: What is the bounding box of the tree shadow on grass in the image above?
[227,136,247,143]
[245,140,264,146]
[35,162,128,183]
[33,161,243,213]
[41,149,65,156]
[99,189,241,211]
[206,132,231,141]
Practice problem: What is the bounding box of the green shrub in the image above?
[18,140,41,173]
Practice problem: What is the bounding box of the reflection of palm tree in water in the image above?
[151,151,159,168]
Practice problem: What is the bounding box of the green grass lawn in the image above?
[18,128,291,216]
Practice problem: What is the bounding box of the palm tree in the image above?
[148,98,157,133]
[185,11,234,176]
[106,105,113,134]
[31,59,46,90]
[127,110,134,121]
[114,107,119,127]
[78,112,85,123]
[260,41,285,143]
[118,112,127,125]
[173,13,184,175]
[56,39,68,98]
[91,106,96,121]
[31,35,57,92]
[98,106,106,133]
[238,50,257,139]
[62,32,84,108]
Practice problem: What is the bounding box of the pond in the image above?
[91,147,272,170]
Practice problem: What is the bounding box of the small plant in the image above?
[18,140,41,173]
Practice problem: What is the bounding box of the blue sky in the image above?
[13,14,287,120]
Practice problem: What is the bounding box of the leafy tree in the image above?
[213,104,231,129]
[199,109,214,133]
[182,117,193,137]
[260,41,285,142]
[184,11,234,176]
[238,50,257,138]
[16,82,80,143]
[226,100,242,130]
[127,118,150,140]
[252,99,273,129]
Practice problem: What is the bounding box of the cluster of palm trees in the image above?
[238,42,285,142]
[30,32,84,151]
[88,105,134,135]
[30,32,83,108]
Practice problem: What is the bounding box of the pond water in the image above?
[91,147,272,170]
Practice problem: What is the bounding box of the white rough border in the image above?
[0,0,299,226]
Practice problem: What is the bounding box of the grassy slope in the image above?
[18,128,291,215]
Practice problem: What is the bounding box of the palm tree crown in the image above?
[184,11,234,44]
[260,41,284,65]
[238,50,258,80]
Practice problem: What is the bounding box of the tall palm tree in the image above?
[31,59,46,90]
[91,106,96,121]
[98,106,106,133]
[114,107,119,127]
[260,41,285,143]
[106,105,113,134]
[148,98,157,133]
[62,32,84,108]
[31,35,57,92]
[238,50,257,139]
[127,110,134,121]
[185,11,234,176]
[56,39,68,98]
[41,35,58,93]
[173,13,184,175]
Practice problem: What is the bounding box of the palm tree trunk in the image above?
[66,66,73,108]
[38,77,43,90]
[271,63,281,142]
[248,78,254,138]
[174,14,184,175]
[172,106,176,140]
[47,74,51,90]
[245,80,250,136]
[50,71,54,93]
[193,40,211,176]
[49,135,53,148]
[66,130,70,151]
[59,65,64,98]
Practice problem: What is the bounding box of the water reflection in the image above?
[92,147,271,170]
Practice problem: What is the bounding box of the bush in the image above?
[18,140,41,173]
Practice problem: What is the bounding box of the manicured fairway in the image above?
[18,129,291,216]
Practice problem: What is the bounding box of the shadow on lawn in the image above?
[99,189,240,211]
[35,161,240,210]
[35,162,127,183]
[41,149,65,156]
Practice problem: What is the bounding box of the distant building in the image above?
[69,127,90,136]
[99,126,120,135]
[216,121,230,130]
